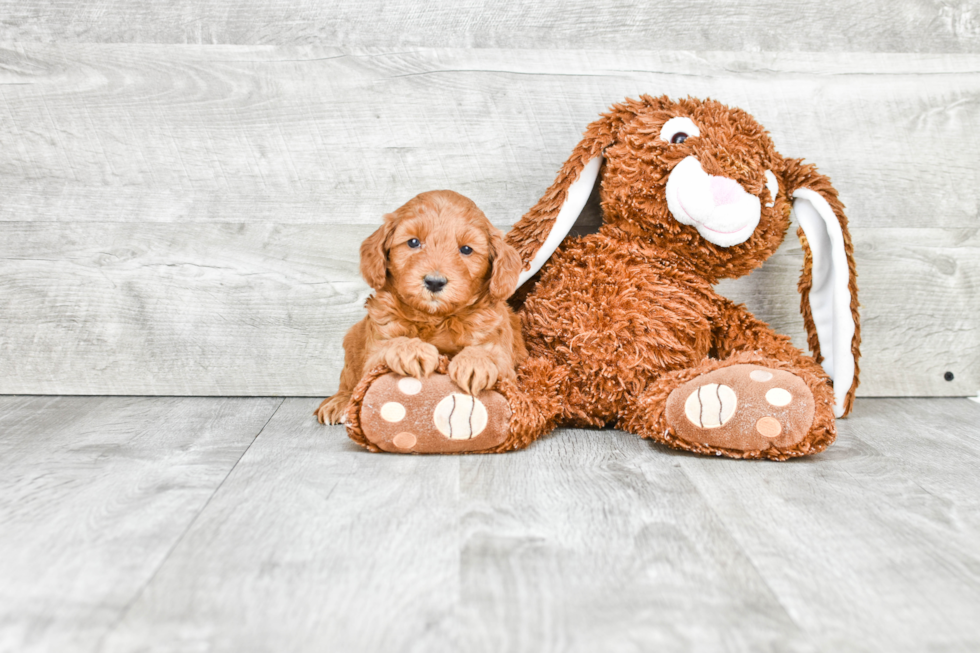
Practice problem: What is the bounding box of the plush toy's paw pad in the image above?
[359,373,511,453]
[666,364,815,453]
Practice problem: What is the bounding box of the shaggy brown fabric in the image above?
[520,235,719,427]
[502,95,860,460]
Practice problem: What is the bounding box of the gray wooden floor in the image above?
[0,397,978,652]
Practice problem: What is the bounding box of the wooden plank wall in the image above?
[0,3,978,397]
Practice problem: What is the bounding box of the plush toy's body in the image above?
[345,95,860,460]
[512,233,835,458]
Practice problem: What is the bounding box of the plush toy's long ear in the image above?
[779,158,861,418]
[360,213,398,290]
[506,112,621,286]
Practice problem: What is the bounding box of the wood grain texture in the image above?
[0,222,370,396]
[676,397,980,651]
[453,431,802,652]
[1,46,979,229]
[1,222,975,397]
[99,401,816,651]
[99,398,463,653]
[1,397,956,652]
[2,0,980,53]
[1,46,977,396]
[0,395,282,653]
[717,226,980,398]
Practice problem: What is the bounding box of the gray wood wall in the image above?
[1,2,978,397]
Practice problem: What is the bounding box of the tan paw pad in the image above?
[683,383,737,428]
[380,401,406,422]
[392,432,417,449]
[433,393,488,440]
[756,417,782,438]
[397,377,423,395]
[765,388,792,406]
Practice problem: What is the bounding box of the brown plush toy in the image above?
[345,95,860,460]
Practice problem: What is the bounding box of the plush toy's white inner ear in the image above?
[764,170,778,208]
[793,188,856,418]
[517,156,603,287]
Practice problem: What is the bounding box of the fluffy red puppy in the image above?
[315,190,526,425]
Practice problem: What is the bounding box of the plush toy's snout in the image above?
[664,156,765,247]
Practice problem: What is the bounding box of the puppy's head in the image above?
[361,190,521,314]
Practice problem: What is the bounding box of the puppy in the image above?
[315,190,526,425]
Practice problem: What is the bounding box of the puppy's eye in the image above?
[459,245,473,256]
[407,238,421,249]
[660,116,700,144]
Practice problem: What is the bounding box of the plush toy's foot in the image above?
[349,371,513,454]
[664,364,816,456]
[345,356,566,455]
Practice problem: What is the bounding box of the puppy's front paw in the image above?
[449,348,499,395]
[383,337,440,379]
[315,394,350,425]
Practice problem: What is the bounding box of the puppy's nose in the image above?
[424,274,448,293]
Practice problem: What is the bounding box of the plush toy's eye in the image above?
[660,116,701,144]
[459,245,473,256]
[407,238,421,249]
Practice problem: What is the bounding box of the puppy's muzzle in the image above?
[423,274,448,293]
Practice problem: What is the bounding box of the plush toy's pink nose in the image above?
[710,176,742,206]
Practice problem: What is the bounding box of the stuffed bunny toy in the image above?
[343,95,861,460]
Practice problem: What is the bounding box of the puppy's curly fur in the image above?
[316,190,525,425]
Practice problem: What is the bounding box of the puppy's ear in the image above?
[777,157,861,418]
[488,227,523,301]
[360,213,397,290]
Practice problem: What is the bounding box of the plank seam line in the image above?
[677,460,805,633]
[92,397,285,651]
